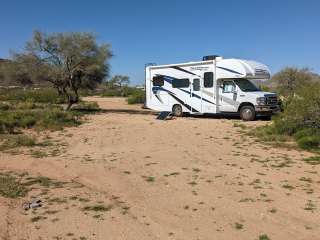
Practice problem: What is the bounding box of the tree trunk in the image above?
[65,87,79,111]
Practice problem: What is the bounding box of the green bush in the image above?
[0,114,16,133]
[36,109,81,130]
[100,86,144,98]
[294,128,316,140]
[0,87,101,154]
[79,88,98,97]
[297,136,320,150]
[0,134,36,150]
[303,156,320,165]
[127,90,145,104]
[252,83,320,151]
[71,101,100,113]
[272,83,320,136]
[100,88,123,97]
[0,173,29,198]
[0,88,65,104]
[0,102,11,111]
[0,107,81,133]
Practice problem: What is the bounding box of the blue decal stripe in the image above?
[152,86,198,112]
[155,74,216,105]
[217,66,243,75]
[155,74,174,84]
[168,92,196,112]
[170,66,198,76]
[178,88,215,105]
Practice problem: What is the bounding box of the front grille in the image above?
[266,96,278,105]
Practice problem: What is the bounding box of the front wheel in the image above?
[172,104,183,117]
[240,105,255,121]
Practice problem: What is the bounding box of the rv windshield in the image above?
[234,79,261,92]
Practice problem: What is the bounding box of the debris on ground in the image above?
[22,199,42,210]
[156,111,173,120]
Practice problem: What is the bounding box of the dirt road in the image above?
[0,97,319,240]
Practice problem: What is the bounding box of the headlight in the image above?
[256,97,266,105]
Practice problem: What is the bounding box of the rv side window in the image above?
[172,78,190,88]
[204,72,213,88]
[152,76,164,86]
[193,79,200,91]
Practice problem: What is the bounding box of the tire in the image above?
[240,105,255,121]
[172,104,183,117]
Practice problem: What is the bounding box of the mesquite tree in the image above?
[14,31,112,109]
[271,67,314,97]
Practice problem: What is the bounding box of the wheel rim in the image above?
[242,109,253,120]
[174,106,182,116]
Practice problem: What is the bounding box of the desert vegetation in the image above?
[0,31,145,107]
[101,75,145,104]
[253,67,320,152]
[0,30,146,152]
[4,31,112,110]
[0,87,101,153]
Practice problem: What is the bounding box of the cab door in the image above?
[219,80,238,112]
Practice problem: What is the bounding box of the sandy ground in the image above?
[0,97,319,240]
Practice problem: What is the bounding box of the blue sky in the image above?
[0,0,319,85]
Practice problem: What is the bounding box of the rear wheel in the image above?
[172,104,183,117]
[240,105,255,121]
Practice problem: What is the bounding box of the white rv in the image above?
[145,56,280,121]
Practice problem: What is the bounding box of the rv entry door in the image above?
[188,78,202,113]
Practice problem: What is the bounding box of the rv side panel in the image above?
[146,61,217,114]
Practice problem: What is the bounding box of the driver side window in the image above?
[222,81,236,93]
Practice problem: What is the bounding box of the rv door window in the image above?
[172,78,190,88]
[152,76,164,86]
[193,79,200,91]
[222,81,236,93]
[204,72,213,88]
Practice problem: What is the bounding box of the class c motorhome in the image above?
[145,56,280,121]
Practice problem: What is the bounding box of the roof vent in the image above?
[202,55,220,61]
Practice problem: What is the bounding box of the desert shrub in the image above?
[271,67,314,97]
[0,102,11,111]
[0,107,81,133]
[251,125,288,143]
[127,89,145,104]
[259,84,271,92]
[252,83,320,151]
[15,101,39,110]
[303,156,320,165]
[36,109,81,130]
[122,87,143,97]
[71,101,100,113]
[0,110,38,132]
[0,111,32,133]
[293,128,316,140]
[272,83,320,136]
[79,88,100,97]
[0,134,36,150]
[0,114,17,133]
[0,88,65,104]
[100,88,123,97]
[0,173,29,198]
[101,86,144,98]
[297,136,320,150]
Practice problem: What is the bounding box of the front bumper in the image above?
[255,105,281,115]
